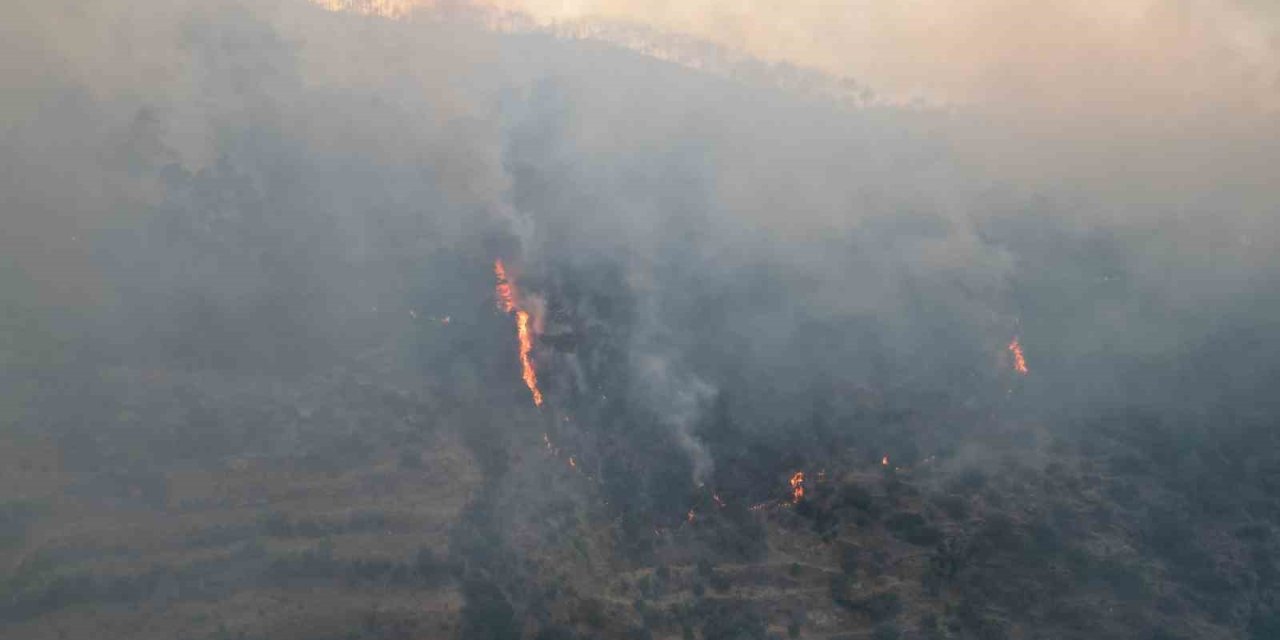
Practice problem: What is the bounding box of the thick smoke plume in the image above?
[3,1,1280,638]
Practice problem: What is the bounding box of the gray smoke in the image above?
[2,0,1278,519]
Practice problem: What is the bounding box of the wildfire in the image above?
[790,471,805,503]
[494,260,544,406]
[1008,337,1029,375]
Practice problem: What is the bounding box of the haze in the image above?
[2,1,1278,639]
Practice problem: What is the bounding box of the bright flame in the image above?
[515,310,543,405]
[1008,337,1029,375]
[789,471,805,503]
[494,260,544,406]
[494,260,516,313]
[881,455,889,467]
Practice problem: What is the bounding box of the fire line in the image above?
[1008,337,1029,375]
[494,260,544,406]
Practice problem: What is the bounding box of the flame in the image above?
[1008,337,1029,375]
[789,471,805,503]
[494,260,544,406]
[515,310,543,405]
[881,455,889,467]
[494,260,516,313]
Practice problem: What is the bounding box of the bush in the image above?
[461,578,519,640]
[700,601,768,640]
[709,570,732,593]
[885,512,941,546]
[862,592,903,623]
[871,623,901,640]
[787,619,802,638]
[838,543,859,576]
[829,574,853,605]
[839,483,877,513]
[398,450,423,469]
[933,495,968,520]
[0,499,43,548]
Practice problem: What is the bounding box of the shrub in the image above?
[885,512,941,546]
[862,592,903,623]
[872,623,901,640]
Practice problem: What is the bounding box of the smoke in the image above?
[6,0,1275,466]
[633,353,716,486]
[306,2,1280,200]
[5,3,1280,637]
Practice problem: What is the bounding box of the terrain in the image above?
[3,2,1280,639]
[4,340,1280,639]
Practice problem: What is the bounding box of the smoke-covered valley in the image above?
[2,1,1280,639]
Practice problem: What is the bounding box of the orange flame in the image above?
[494,260,543,406]
[789,471,805,503]
[515,310,543,405]
[1008,337,1029,375]
[494,260,516,313]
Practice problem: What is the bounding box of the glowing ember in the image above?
[789,471,805,503]
[881,455,890,467]
[1008,337,1029,375]
[494,260,544,406]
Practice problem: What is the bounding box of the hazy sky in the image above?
[309,0,1280,220]
[4,0,1278,317]
[321,0,1278,122]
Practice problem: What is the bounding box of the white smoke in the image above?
[633,352,716,486]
